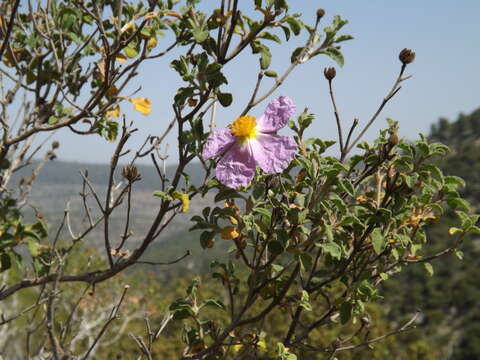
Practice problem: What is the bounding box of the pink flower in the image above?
[202,96,297,189]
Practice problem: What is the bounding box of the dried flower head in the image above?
[399,48,416,64]
[122,164,141,182]
[324,67,336,81]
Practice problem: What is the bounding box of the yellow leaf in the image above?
[96,60,106,79]
[256,339,267,352]
[226,215,238,225]
[162,10,183,19]
[120,21,135,34]
[144,11,160,20]
[129,97,151,115]
[124,46,138,58]
[147,36,157,50]
[221,226,239,240]
[107,105,120,118]
[231,344,243,354]
[173,192,189,212]
[448,227,462,235]
[115,53,127,63]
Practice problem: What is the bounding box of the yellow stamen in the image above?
[231,115,257,142]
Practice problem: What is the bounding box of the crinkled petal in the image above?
[202,128,235,159]
[256,96,296,133]
[216,142,256,189]
[251,134,297,174]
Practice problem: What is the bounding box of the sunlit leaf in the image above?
[129,97,151,115]
[115,53,127,62]
[107,105,120,118]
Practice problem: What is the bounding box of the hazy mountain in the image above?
[11,160,220,272]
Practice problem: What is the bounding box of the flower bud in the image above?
[361,315,371,327]
[316,8,325,19]
[122,164,141,182]
[51,141,60,149]
[187,97,198,107]
[388,133,399,146]
[323,67,336,81]
[399,48,416,65]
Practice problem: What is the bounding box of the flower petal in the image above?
[202,128,235,159]
[251,134,297,174]
[216,142,256,189]
[256,96,296,133]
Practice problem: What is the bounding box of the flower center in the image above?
[230,115,257,141]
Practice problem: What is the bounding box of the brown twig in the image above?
[344,64,407,154]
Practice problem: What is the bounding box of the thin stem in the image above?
[328,79,344,153]
[0,0,21,60]
[345,64,407,154]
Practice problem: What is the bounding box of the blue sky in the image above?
[56,0,480,164]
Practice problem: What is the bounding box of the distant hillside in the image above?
[12,159,221,273]
[430,108,480,148]
[14,160,207,190]
[384,106,480,359]
[429,107,480,200]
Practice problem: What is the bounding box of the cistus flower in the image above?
[202,96,297,189]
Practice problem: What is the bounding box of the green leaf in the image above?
[264,70,278,78]
[280,25,291,41]
[171,308,193,320]
[298,253,313,271]
[322,47,344,67]
[214,188,242,202]
[124,46,138,58]
[447,198,470,211]
[254,208,271,221]
[397,234,411,247]
[202,299,226,310]
[423,262,434,276]
[317,242,342,260]
[0,158,10,170]
[334,34,354,43]
[268,240,285,256]
[32,221,48,238]
[48,116,59,125]
[200,231,215,249]
[468,225,480,235]
[285,16,302,35]
[339,216,361,227]
[0,252,11,272]
[340,301,352,324]
[260,47,272,69]
[444,176,466,188]
[27,239,41,257]
[217,92,233,107]
[454,249,464,260]
[174,87,194,106]
[192,29,209,43]
[332,15,348,31]
[205,63,222,75]
[101,120,118,142]
[290,46,305,63]
[153,191,172,200]
[338,178,355,197]
[371,228,385,254]
[299,290,312,311]
[258,32,281,43]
